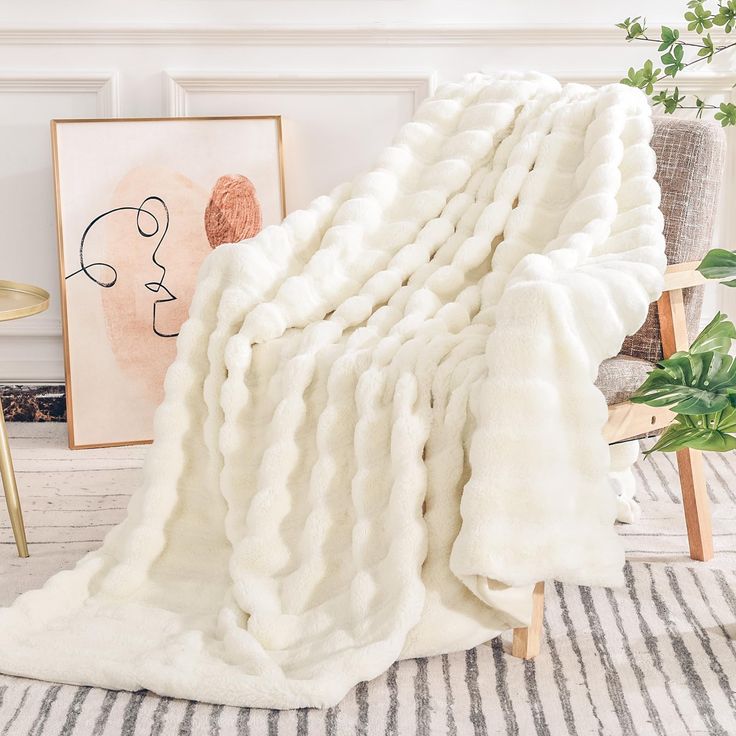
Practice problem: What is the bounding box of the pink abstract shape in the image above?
[204,174,262,248]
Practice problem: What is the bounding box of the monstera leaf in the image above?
[697,248,736,286]
[631,350,736,414]
[646,406,736,454]
[688,312,736,355]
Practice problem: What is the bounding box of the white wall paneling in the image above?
[0,72,119,383]
[165,72,434,115]
[165,71,435,211]
[0,0,719,28]
[0,73,119,116]
[0,27,672,48]
[0,3,734,383]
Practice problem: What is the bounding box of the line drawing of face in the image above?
[140,195,178,338]
[65,165,263,406]
[67,194,178,338]
[66,166,212,404]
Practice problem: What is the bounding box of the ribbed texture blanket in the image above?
[0,72,665,708]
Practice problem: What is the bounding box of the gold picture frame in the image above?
[51,115,286,449]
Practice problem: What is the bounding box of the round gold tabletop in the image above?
[0,280,50,322]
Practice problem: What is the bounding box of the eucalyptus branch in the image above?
[634,34,708,47]
[617,2,736,125]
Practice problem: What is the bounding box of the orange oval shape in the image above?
[204,174,263,248]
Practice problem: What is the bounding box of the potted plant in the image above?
[618,2,736,454]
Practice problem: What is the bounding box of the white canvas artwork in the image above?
[52,116,285,448]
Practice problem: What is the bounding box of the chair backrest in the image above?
[620,117,726,363]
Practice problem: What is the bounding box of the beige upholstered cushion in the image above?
[620,118,726,363]
[595,355,654,406]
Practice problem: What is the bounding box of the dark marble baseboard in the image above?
[0,384,66,422]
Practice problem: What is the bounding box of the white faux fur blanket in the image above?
[0,72,665,708]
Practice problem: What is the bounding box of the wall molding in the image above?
[0,25,721,47]
[164,71,436,116]
[0,71,120,116]
[0,317,62,339]
[553,70,736,96]
[0,318,63,384]
[0,70,119,383]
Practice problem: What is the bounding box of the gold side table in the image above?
[0,280,50,558]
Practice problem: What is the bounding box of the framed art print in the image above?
[52,116,286,449]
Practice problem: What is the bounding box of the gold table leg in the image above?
[0,397,28,557]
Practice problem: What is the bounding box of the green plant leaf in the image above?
[715,1,736,31]
[686,3,714,32]
[658,25,680,50]
[645,418,736,454]
[657,86,685,112]
[715,101,736,126]
[651,89,668,106]
[713,404,736,432]
[698,32,715,61]
[662,45,686,76]
[620,66,639,87]
[638,59,661,93]
[631,351,736,415]
[620,61,660,93]
[618,14,648,40]
[689,312,736,355]
[698,247,736,279]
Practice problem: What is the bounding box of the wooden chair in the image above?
[511,117,727,660]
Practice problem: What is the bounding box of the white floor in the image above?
[0,422,146,604]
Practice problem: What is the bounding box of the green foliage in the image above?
[689,312,736,354]
[661,42,685,75]
[646,411,736,454]
[698,247,736,282]
[616,16,648,40]
[633,254,736,456]
[685,3,713,33]
[651,86,685,112]
[715,101,736,125]
[631,350,736,415]
[621,59,662,93]
[714,0,736,31]
[617,2,736,125]
[698,32,716,61]
[658,25,681,50]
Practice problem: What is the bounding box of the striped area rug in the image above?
[1,424,735,735]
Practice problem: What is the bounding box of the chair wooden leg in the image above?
[676,447,713,562]
[512,581,545,659]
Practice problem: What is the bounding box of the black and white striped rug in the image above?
[1,426,735,735]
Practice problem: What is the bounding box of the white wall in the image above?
[0,1,733,382]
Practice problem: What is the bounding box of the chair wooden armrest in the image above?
[607,259,706,445]
[603,403,674,444]
[662,261,707,291]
